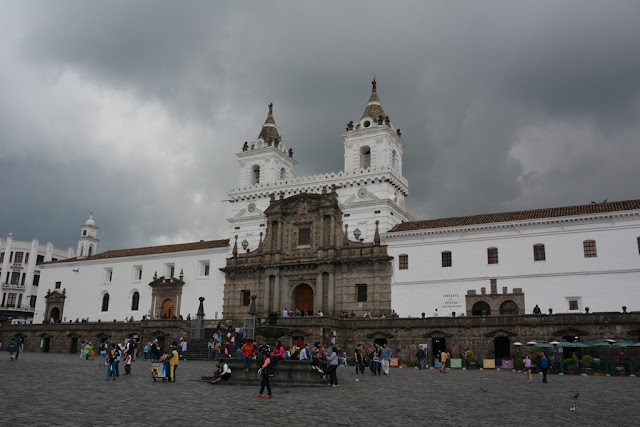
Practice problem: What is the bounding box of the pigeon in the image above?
[480,387,488,392]
[572,392,580,399]
[569,405,578,411]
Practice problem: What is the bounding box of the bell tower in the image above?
[236,103,296,188]
[77,213,99,258]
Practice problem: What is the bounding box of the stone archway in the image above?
[49,307,61,323]
[472,301,491,316]
[161,299,175,319]
[294,284,314,316]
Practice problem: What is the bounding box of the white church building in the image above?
[33,81,640,323]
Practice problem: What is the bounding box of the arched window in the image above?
[636,237,639,254]
[131,291,140,311]
[101,293,110,312]
[88,245,93,257]
[487,247,498,264]
[533,244,546,261]
[360,146,371,169]
[472,301,491,316]
[251,165,260,185]
[583,240,597,258]
[499,300,519,315]
[280,167,286,180]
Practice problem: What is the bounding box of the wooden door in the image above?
[294,284,314,315]
[161,299,174,319]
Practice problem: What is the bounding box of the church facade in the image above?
[30,80,640,327]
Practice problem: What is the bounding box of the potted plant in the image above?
[467,350,477,369]
[580,355,593,375]
[566,355,579,375]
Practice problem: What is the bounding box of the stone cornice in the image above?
[228,167,409,200]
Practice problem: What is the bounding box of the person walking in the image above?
[180,338,187,361]
[106,343,119,380]
[524,354,533,382]
[98,341,107,366]
[381,343,392,375]
[257,352,274,398]
[416,345,426,370]
[540,352,549,383]
[440,349,448,373]
[354,344,365,375]
[7,338,18,361]
[327,346,339,387]
[168,345,180,382]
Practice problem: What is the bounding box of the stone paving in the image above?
[0,352,637,426]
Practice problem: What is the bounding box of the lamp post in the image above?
[514,342,522,371]
[550,341,560,374]
[241,239,249,253]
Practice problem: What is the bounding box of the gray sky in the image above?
[1,1,639,252]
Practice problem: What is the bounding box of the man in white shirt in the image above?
[299,344,310,360]
[282,308,288,318]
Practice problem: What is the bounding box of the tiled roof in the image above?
[388,199,640,233]
[258,102,281,142]
[44,239,229,264]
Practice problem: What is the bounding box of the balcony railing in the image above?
[2,283,25,290]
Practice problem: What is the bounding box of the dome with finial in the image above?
[85,213,96,226]
[361,78,386,121]
[258,102,281,143]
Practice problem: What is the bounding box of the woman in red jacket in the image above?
[241,339,255,372]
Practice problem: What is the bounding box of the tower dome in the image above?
[85,214,96,226]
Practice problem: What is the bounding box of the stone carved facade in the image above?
[222,191,393,324]
[465,279,525,316]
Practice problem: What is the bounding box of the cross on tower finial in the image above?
[268,102,273,115]
[372,76,377,93]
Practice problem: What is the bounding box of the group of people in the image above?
[353,343,393,376]
[104,339,139,380]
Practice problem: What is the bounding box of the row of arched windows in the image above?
[101,291,139,312]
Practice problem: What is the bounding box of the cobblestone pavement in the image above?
[1,352,637,426]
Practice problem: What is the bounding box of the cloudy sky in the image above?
[1,1,639,252]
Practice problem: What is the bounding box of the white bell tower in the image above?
[77,213,99,258]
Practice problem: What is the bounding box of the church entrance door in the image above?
[161,299,175,319]
[294,284,314,316]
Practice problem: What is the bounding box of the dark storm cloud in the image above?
[1,1,640,251]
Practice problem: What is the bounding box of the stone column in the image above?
[279,275,288,313]
[263,276,271,313]
[277,221,283,252]
[315,272,323,314]
[319,216,325,250]
[330,216,335,247]
[273,274,281,313]
[327,272,335,315]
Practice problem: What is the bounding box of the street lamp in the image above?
[514,342,522,371]
[241,239,249,252]
[550,341,560,374]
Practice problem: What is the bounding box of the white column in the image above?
[45,242,53,262]
[1,235,12,283]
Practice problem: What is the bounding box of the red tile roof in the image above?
[388,199,640,233]
[44,239,229,264]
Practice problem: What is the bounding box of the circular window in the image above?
[363,120,370,128]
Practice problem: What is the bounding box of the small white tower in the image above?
[236,103,296,188]
[77,213,99,258]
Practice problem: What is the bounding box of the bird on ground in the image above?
[572,392,580,399]
[480,387,488,392]
[569,405,578,411]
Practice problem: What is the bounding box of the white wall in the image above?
[386,215,640,316]
[35,247,228,323]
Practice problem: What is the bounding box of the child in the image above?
[125,353,133,375]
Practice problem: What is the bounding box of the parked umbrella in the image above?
[534,342,554,348]
[612,340,635,348]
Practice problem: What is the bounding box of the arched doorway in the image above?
[161,299,175,319]
[472,301,491,316]
[49,307,60,323]
[294,284,314,316]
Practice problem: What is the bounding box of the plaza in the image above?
[1,352,637,426]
